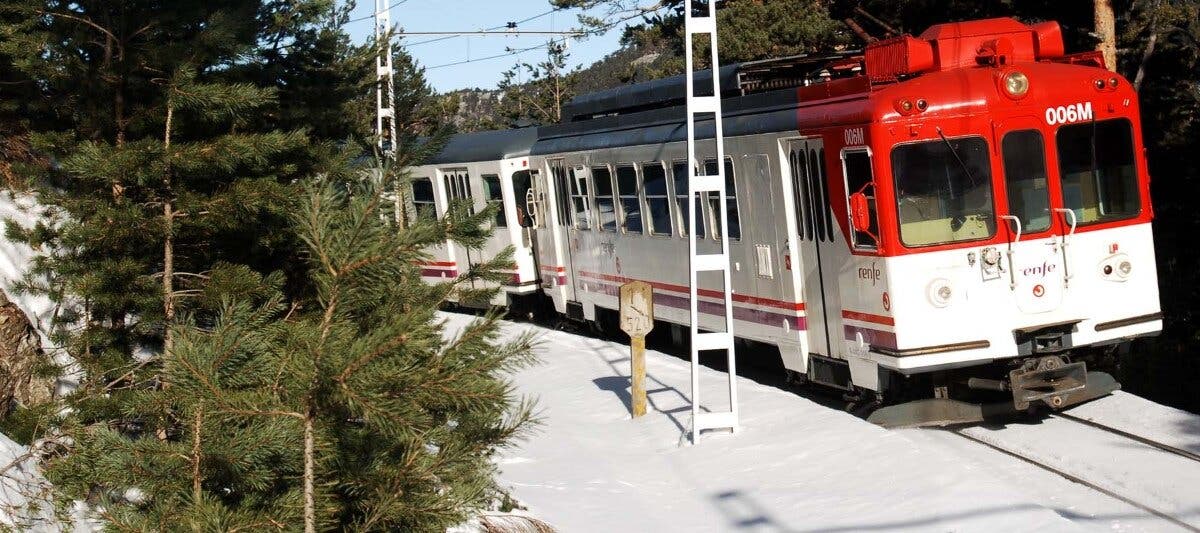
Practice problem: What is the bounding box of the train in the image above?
[406,17,1162,427]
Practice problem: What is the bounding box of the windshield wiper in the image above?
[936,126,978,188]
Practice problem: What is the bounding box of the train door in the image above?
[786,139,840,358]
[998,118,1065,313]
[546,159,578,303]
[442,168,476,288]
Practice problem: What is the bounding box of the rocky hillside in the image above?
[445,44,673,132]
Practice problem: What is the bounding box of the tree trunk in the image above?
[304,413,316,533]
[162,99,176,355]
[1134,8,1159,91]
[1095,0,1118,72]
[191,406,202,504]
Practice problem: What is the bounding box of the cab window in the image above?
[891,137,996,247]
[1056,118,1139,225]
[1002,130,1051,233]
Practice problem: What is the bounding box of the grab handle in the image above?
[999,215,1022,290]
[1053,208,1077,237]
[999,215,1022,244]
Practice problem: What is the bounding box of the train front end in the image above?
[841,19,1161,426]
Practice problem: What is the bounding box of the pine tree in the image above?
[46,178,537,530]
[496,41,581,126]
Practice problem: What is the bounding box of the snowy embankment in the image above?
[0,191,85,531]
[441,311,1200,532]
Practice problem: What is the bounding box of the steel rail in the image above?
[1053,412,1200,464]
[950,429,1200,532]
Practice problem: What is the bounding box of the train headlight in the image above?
[1002,71,1029,98]
[927,278,954,308]
[1118,260,1132,276]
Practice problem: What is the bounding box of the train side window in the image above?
[411,177,436,222]
[482,174,506,228]
[551,161,571,226]
[816,148,835,242]
[671,160,704,238]
[807,149,826,242]
[841,149,879,250]
[790,148,810,240]
[703,158,741,240]
[570,166,592,230]
[615,165,643,234]
[1001,130,1051,233]
[641,162,672,236]
[592,165,617,232]
[818,148,834,242]
[442,170,474,215]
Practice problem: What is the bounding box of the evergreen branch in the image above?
[336,332,408,385]
[35,10,116,42]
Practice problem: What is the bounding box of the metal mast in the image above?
[375,0,397,157]
[685,1,738,441]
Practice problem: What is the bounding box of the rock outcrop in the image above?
[0,291,53,414]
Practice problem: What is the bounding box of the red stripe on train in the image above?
[841,310,895,326]
[577,271,805,312]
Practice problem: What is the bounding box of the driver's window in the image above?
[842,149,878,250]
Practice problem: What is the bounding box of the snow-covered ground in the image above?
[440,312,1200,532]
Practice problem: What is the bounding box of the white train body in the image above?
[406,18,1161,420]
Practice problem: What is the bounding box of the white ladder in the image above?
[685,1,738,441]
[374,0,397,157]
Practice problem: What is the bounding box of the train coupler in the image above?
[1009,356,1086,410]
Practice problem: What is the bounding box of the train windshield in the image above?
[891,136,996,247]
[1056,118,1139,225]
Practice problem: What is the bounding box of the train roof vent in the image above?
[864,36,934,83]
[865,18,1068,82]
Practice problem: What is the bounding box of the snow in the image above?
[0,191,57,345]
[0,432,77,532]
[0,191,90,531]
[441,313,1070,531]
[440,311,1200,532]
[1065,391,1200,456]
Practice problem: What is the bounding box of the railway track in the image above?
[949,414,1200,532]
[1051,411,1200,464]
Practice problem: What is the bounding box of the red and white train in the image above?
[407,17,1162,426]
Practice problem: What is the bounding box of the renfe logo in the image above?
[844,127,865,146]
[1022,261,1058,278]
[1045,102,1093,125]
[858,261,881,285]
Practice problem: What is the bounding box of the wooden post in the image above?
[630,335,647,417]
[619,281,654,418]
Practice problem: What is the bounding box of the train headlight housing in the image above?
[1002,71,1029,99]
[927,278,954,308]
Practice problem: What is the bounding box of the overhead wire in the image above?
[424,5,669,70]
[346,0,412,24]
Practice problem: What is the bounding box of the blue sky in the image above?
[343,0,648,92]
